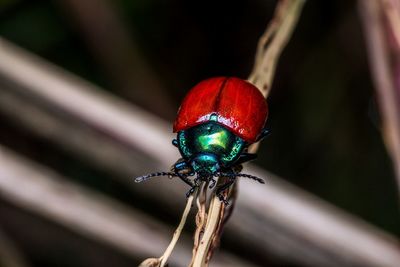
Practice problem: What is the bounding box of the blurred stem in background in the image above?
[57,0,175,120]
[0,227,30,267]
[359,0,400,199]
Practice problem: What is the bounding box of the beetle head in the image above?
[191,153,220,177]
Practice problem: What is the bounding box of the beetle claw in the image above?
[209,178,216,189]
[186,186,197,198]
[172,139,179,147]
[217,194,230,206]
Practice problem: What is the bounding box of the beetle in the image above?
[135,77,269,204]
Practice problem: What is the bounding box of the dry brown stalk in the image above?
[190,183,208,265]
[207,181,237,262]
[248,0,305,97]
[138,190,198,267]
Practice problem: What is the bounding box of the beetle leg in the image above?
[172,158,188,172]
[185,185,198,198]
[255,127,271,142]
[215,176,236,205]
[171,159,195,187]
[172,139,179,147]
[186,174,202,198]
[185,175,206,198]
[209,178,217,189]
[176,172,194,187]
[231,164,243,173]
[235,153,257,165]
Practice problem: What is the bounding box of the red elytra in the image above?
[173,77,268,143]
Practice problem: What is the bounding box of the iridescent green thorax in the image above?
[177,122,246,174]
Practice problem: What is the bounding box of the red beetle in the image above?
[136,77,269,203]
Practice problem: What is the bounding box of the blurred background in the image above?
[0,0,399,267]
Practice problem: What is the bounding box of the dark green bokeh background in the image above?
[0,0,399,266]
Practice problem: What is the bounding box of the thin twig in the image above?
[159,193,196,267]
[192,195,223,267]
[139,191,197,267]
[190,183,208,265]
[207,181,237,262]
[248,0,306,97]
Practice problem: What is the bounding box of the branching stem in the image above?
[191,1,306,266]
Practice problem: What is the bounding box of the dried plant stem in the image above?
[190,183,208,265]
[248,0,306,97]
[192,195,223,267]
[207,182,236,262]
[249,0,305,153]
[139,189,198,267]
[191,1,305,266]
[159,192,197,267]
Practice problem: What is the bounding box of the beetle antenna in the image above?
[218,172,265,184]
[135,172,176,183]
[235,173,265,184]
